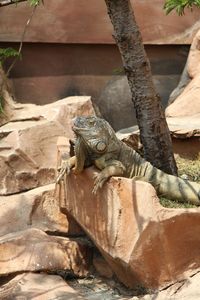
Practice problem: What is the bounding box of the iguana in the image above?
[57,116,200,205]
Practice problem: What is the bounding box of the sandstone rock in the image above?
[0,272,86,299]
[93,252,114,279]
[188,29,200,78]
[0,228,91,277]
[11,96,95,133]
[123,272,200,299]
[166,115,200,137]
[165,76,200,118]
[165,30,200,123]
[0,184,83,237]
[61,166,200,289]
[0,96,95,195]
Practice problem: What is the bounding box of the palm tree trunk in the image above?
[104,0,177,175]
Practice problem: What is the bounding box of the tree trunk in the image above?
[104,0,177,175]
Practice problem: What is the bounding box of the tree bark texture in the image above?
[104,0,177,175]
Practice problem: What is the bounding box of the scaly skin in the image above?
[57,116,200,205]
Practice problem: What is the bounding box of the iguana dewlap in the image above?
[57,116,200,205]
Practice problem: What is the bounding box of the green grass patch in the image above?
[159,197,197,209]
[159,155,200,208]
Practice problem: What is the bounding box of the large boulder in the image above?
[0,184,82,237]
[97,75,179,131]
[60,164,200,289]
[165,29,200,130]
[0,228,92,277]
[0,96,95,195]
[165,76,200,118]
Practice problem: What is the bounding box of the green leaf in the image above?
[0,47,20,63]
[164,0,200,15]
[28,0,44,6]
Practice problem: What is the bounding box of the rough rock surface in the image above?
[93,252,114,279]
[165,76,200,118]
[0,184,82,237]
[60,165,200,289]
[0,96,95,195]
[0,228,91,276]
[0,273,86,300]
[188,29,200,78]
[166,29,200,127]
[123,271,200,299]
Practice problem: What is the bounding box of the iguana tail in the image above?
[149,167,200,206]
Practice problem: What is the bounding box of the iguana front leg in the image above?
[93,157,126,194]
[56,156,76,183]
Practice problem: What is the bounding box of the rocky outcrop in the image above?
[188,30,200,78]
[0,96,95,195]
[165,77,200,118]
[0,96,95,297]
[123,272,200,300]
[0,228,91,276]
[0,272,86,300]
[0,184,82,237]
[60,161,200,289]
[166,29,200,122]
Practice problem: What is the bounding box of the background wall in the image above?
[0,0,199,128]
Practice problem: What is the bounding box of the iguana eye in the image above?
[88,117,96,125]
[96,141,106,152]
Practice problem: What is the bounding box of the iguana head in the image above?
[73,115,115,154]
[72,116,120,173]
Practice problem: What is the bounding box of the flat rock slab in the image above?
[0,228,91,277]
[166,115,200,138]
[0,273,86,299]
[61,167,200,289]
[0,184,82,237]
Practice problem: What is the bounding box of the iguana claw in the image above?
[56,159,71,183]
[92,173,107,194]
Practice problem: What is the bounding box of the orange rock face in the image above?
[0,184,82,237]
[0,96,95,195]
[166,29,200,124]
[0,273,86,300]
[0,228,91,277]
[60,166,200,289]
[188,30,200,78]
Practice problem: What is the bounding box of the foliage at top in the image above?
[12,0,43,6]
[27,0,43,6]
[164,0,200,15]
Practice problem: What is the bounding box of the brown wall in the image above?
[0,0,199,44]
[1,43,188,106]
[0,0,195,108]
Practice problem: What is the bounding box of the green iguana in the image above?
[57,116,200,205]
